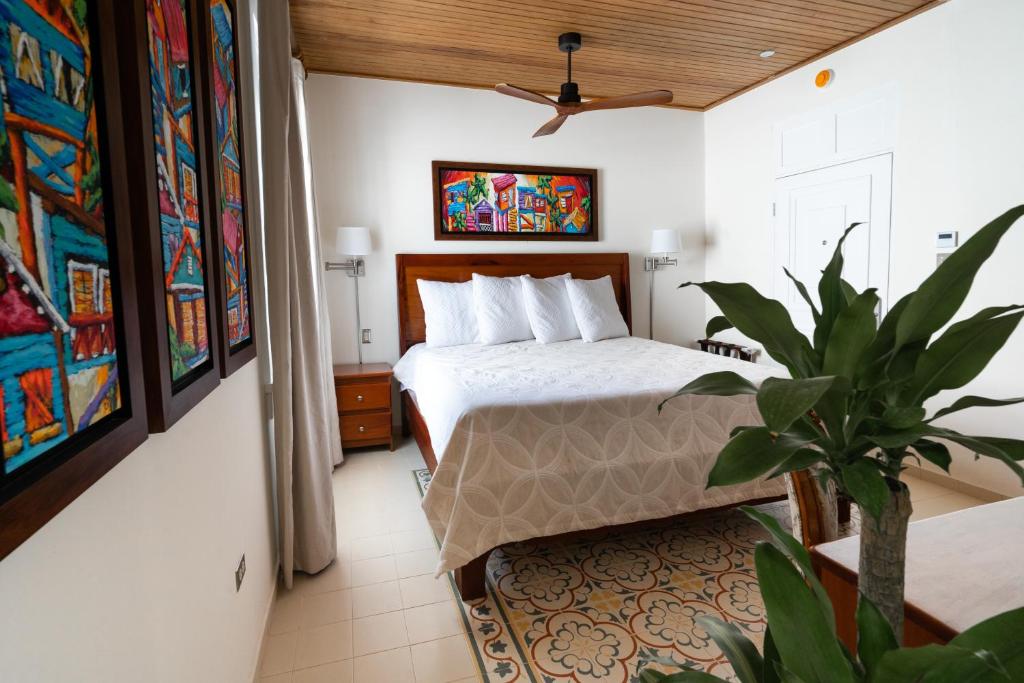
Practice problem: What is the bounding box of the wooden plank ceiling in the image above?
[290,0,942,110]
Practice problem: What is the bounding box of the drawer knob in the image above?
[358,425,366,433]
[356,394,364,402]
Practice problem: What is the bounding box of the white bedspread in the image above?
[394,337,788,575]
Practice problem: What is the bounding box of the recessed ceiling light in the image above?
[759,49,776,59]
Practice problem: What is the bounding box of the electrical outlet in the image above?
[235,554,246,592]
[361,328,371,344]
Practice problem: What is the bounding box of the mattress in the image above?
[394,336,788,575]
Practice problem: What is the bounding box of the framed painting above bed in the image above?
[432,161,598,241]
[0,0,149,559]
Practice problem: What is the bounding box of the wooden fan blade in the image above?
[577,90,673,112]
[495,83,557,107]
[532,114,569,138]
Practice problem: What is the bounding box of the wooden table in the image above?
[333,363,396,450]
[812,497,1024,648]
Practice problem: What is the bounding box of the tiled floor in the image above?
[259,440,477,683]
[258,439,988,682]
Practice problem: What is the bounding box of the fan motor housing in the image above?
[558,81,581,104]
[558,32,582,53]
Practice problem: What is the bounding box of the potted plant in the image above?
[643,206,1024,680]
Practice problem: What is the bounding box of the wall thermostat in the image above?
[936,231,958,249]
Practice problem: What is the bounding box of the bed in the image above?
[394,253,788,600]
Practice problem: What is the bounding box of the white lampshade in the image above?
[650,228,681,255]
[334,226,372,256]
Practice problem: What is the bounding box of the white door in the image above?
[773,154,892,336]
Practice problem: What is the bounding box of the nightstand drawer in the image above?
[340,412,391,442]
[336,381,390,413]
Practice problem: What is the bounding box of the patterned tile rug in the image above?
[414,469,792,683]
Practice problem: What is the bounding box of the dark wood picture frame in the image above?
[115,0,222,432]
[198,0,257,378]
[0,0,149,560]
[432,161,598,242]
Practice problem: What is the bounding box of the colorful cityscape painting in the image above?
[147,0,211,380]
[0,0,122,475]
[209,0,250,349]
[435,163,597,240]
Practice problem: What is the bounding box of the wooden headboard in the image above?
[396,253,631,354]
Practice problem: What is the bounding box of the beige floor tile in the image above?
[294,620,354,670]
[410,635,478,682]
[390,529,436,554]
[338,512,391,540]
[910,492,985,521]
[395,548,440,579]
[352,610,410,656]
[352,580,404,618]
[290,560,352,596]
[350,555,398,587]
[260,673,293,683]
[260,631,298,677]
[350,534,394,562]
[353,646,416,681]
[388,507,433,533]
[403,601,464,644]
[903,475,956,502]
[269,591,303,635]
[399,574,452,608]
[291,659,353,683]
[300,589,353,629]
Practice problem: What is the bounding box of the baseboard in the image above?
[250,570,279,683]
[904,465,1008,503]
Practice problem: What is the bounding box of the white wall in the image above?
[704,0,1024,496]
[305,75,707,364]
[0,364,276,682]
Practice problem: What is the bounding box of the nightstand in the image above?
[334,363,395,451]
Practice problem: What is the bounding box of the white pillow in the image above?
[416,279,478,348]
[520,274,580,344]
[472,273,534,345]
[566,276,630,342]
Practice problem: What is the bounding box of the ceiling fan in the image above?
[495,32,674,138]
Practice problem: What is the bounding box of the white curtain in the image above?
[257,0,342,585]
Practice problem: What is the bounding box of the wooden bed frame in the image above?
[395,252,792,601]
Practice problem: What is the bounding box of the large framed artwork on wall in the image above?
[116,0,221,431]
[432,161,598,241]
[0,0,149,559]
[200,0,256,377]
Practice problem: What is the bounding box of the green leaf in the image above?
[895,205,1024,349]
[0,175,18,213]
[881,406,927,430]
[907,310,1024,402]
[840,460,889,521]
[756,376,837,433]
[947,607,1024,681]
[856,596,897,674]
[925,427,1024,483]
[822,289,879,378]
[755,544,856,683]
[930,395,1024,421]
[767,448,825,478]
[707,428,808,488]
[661,371,759,412]
[839,279,859,305]
[741,506,835,630]
[706,315,733,338]
[911,440,952,472]
[681,281,818,377]
[869,644,1000,683]
[763,628,782,683]
[695,617,763,683]
[814,223,862,354]
[783,267,820,323]
[866,425,929,449]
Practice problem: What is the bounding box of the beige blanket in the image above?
[394,337,787,575]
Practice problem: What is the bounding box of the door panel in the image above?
[774,155,892,337]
